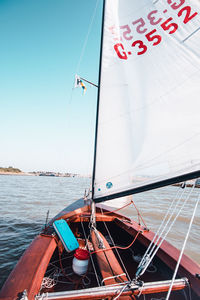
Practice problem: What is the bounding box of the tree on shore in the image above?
[0,167,21,173]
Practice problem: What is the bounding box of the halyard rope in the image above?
[91,231,140,255]
[102,200,133,215]
[99,199,147,228]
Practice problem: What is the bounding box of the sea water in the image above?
[0,175,199,288]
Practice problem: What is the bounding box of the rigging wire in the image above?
[68,0,100,104]
[137,185,184,271]
[136,184,195,279]
[165,183,200,300]
[75,0,100,75]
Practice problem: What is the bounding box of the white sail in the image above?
[94,0,200,200]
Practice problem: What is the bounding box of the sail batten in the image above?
[93,0,200,202]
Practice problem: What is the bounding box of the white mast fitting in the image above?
[93,0,200,202]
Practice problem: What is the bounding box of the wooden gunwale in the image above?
[0,235,57,300]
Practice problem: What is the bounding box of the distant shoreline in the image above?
[0,171,32,176]
[0,171,90,178]
[0,167,81,177]
[0,172,197,184]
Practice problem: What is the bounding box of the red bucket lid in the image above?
[74,248,90,260]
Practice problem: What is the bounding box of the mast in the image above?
[91,0,106,200]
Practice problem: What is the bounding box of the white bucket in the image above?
[72,248,89,275]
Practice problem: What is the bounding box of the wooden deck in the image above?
[0,202,200,300]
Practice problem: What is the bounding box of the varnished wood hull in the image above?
[1,200,200,299]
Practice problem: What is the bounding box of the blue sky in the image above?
[0,0,103,174]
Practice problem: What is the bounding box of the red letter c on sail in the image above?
[114,43,128,60]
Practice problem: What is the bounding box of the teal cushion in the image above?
[53,219,79,252]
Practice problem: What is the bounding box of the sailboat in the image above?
[1,0,200,299]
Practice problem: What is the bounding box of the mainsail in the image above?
[93,0,200,202]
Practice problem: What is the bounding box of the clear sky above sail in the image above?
[93,0,200,200]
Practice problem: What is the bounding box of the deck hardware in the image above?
[20,290,28,300]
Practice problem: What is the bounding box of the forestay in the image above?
[93,0,200,202]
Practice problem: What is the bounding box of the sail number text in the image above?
[111,0,198,60]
